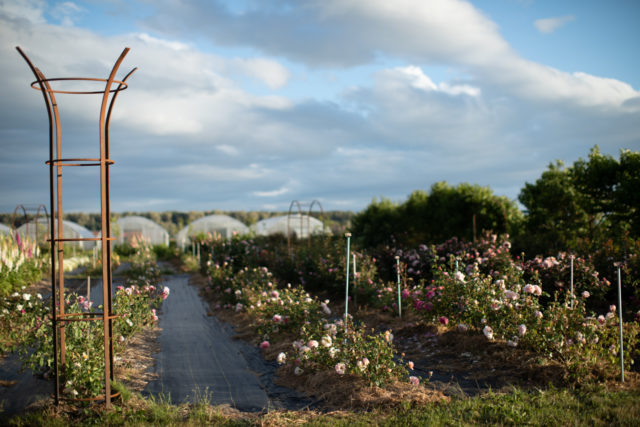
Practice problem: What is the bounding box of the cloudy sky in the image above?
[1,0,639,215]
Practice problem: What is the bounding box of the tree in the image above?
[518,161,589,255]
[350,197,401,248]
[420,182,521,244]
[352,183,522,248]
[517,146,640,256]
[572,146,640,240]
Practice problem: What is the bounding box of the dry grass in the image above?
[113,325,161,392]
[276,367,449,411]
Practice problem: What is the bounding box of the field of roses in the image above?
[0,239,169,400]
[200,231,640,389]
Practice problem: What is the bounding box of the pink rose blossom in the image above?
[518,324,527,336]
[260,341,270,349]
[504,290,519,300]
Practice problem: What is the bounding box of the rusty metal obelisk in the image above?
[16,46,136,408]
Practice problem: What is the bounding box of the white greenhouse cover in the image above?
[116,216,169,246]
[250,214,326,238]
[0,223,12,235]
[16,218,97,249]
[176,214,249,248]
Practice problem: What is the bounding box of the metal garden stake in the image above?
[396,255,401,318]
[570,255,574,309]
[352,252,357,309]
[344,233,351,326]
[618,265,625,382]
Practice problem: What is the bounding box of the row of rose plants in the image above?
[201,232,634,314]
[0,232,45,296]
[0,243,169,399]
[204,260,417,387]
[201,232,639,382]
[379,233,613,309]
[361,235,640,379]
[199,234,379,296]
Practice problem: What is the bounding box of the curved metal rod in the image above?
[287,200,303,253]
[38,70,68,370]
[30,77,130,94]
[104,68,136,336]
[98,46,130,402]
[308,199,326,245]
[35,204,49,245]
[15,46,61,406]
[11,204,27,235]
[106,67,137,135]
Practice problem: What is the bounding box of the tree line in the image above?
[351,146,639,258]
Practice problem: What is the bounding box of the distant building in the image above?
[17,218,96,249]
[0,223,12,235]
[176,214,249,249]
[116,216,169,246]
[250,214,326,238]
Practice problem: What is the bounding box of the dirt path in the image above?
[143,274,309,412]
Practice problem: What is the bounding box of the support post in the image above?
[344,233,351,326]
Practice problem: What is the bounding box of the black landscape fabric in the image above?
[143,274,311,411]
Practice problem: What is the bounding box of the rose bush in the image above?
[2,245,168,399]
[280,318,408,387]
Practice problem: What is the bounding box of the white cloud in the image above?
[51,1,86,26]
[216,144,240,156]
[396,66,438,91]
[142,1,637,110]
[231,57,291,89]
[439,82,480,97]
[384,66,480,97]
[0,0,46,24]
[253,186,290,197]
[534,15,575,34]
